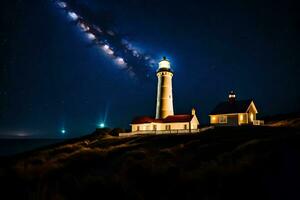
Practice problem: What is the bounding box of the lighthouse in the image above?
[120,56,200,136]
[155,57,174,119]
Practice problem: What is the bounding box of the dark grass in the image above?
[0,126,300,200]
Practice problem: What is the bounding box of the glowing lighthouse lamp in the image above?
[158,57,171,69]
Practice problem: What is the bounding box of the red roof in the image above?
[163,115,194,123]
[131,116,160,124]
[131,115,193,124]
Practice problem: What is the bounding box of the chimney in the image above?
[228,90,236,103]
[191,108,196,115]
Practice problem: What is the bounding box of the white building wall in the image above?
[190,115,199,129]
[132,122,190,132]
[131,118,199,132]
[155,71,174,119]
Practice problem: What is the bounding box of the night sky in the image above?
[0,0,299,138]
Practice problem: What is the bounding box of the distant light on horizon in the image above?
[99,123,105,128]
[0,130,34,138]
[61,129,66,134]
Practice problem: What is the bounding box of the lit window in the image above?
[250,113,254,122]
[239,114,244,121]
[219,116,227,123]
[211,116,216,122]
[153,125,157,130]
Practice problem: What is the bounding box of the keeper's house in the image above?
[209,91,264,126]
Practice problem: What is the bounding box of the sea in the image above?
[0,139,65,157]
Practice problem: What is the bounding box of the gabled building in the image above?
[131,109,199,133]
[209,91,264,126]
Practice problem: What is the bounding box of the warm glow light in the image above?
[219,115,227,123]
[239,114,243,121]
[250,113,254,122]
[68,12,78,20]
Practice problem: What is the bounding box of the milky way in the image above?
[54,0,157,80]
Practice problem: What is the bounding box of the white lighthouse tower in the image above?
[155,57,174,119]
[119,56,200,136]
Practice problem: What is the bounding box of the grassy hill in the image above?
[263,112,300,128]
[1,123,300,199]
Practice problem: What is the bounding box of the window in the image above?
[239,114,243,121]
[184,124,188,129]
[211,116,217,123]
[250,113,254,122]
[218,116,227,123]
[153,125,157,130]
[166,125,171,130]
